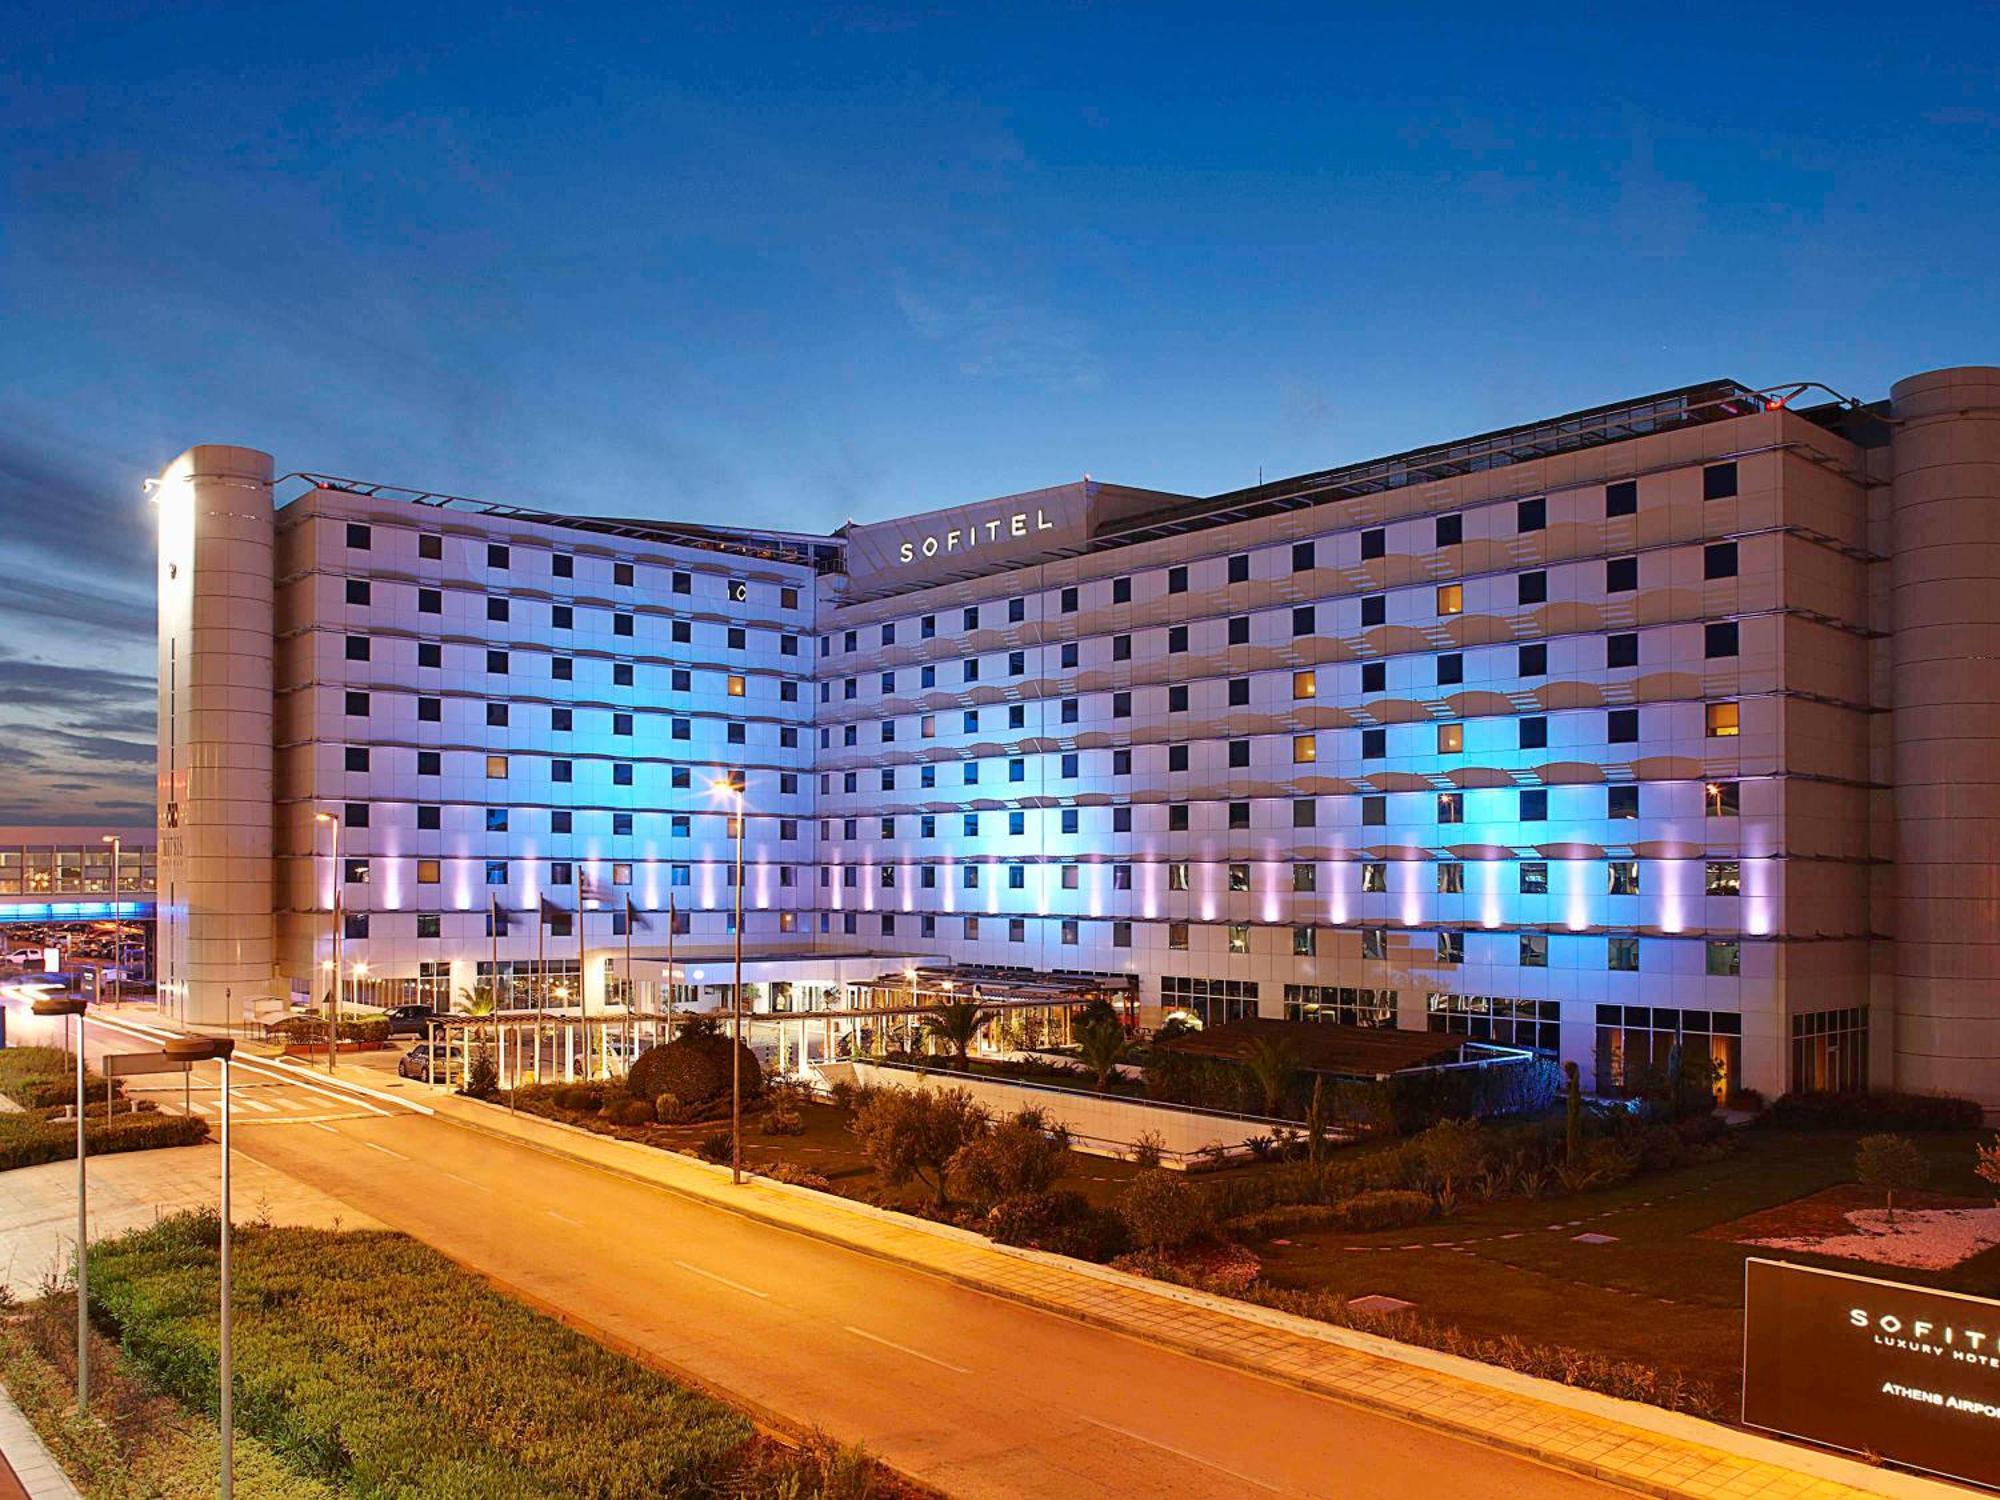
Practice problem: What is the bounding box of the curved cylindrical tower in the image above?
[156,444,275,1026]
[1888,367,2000,1103]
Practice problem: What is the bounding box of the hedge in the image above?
[0,1045,121,1111]
[268,1016,392,1048]
[1763,1090,1984,1132]
[85,1213,886,1498]
[0,1109,208,1173]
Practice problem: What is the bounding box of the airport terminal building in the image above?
[153,365,2000,1104]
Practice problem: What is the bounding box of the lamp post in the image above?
[711,775,746,1185]
[162,1036,235,1500]
[100,835,121,1010]
[32,995,89,1409]
[314,811,341,1073]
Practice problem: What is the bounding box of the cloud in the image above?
[892,271,1101,391]
[39,730,154,766]
[0,649,151,711]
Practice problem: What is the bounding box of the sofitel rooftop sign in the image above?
[896,507,1057,563]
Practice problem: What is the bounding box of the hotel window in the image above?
[418,588,441,614]
[484,860,506,886]
[417,697,441,722]
[880,671,895,694]
[1058,587,1078,615]
[1607,937,1640,972]
[963,709,978,731]
[1436,513,1462,547]
[1517,496,1546,532]
[1518,642,1547,676]
[1227,616,1250,645]
[727,673,747,696]
[1061,752,1079,778]
[672,572,692,595]
[1168,862,1191,891]
[486,755,508,778]
[1168,805,1190,831]
[1436,584,1463,616]
[1520,788,1547,820]
[1791,1007,1867,1092]
[1225,679,1247,706]
[670,718,690,740]
[614,763,635,786]
[1437,653,1463,685]
[1705,860,1741,896]
[1111,921,1132,948]
[1291,799,1316,828]
[1605,556,1638,592]
[962,606,979,630]
[418,804,441,829]
[1608,860,1639,895]
[1292,541,1315,571]
[1114,807,1131,832]
[1057,919,1079,946]
[417,751,440,776]
[1519,933,1548,968]
[1228,553,1250,583]
[1362,927,1388,959]
[1113,864,1133,890]
[1228,739,1251,768]
[487,544,509,569]
[1004,918,1025,944]
[614,561,634,586]
[1519,861,1548,893]
[552,657,573,681]
[1606,479,1638,517]
[1706,702,1740,737]
[419,533,442,559]
[345,578,371,606]
[550,604,570,628]
[1437,792,1464,824]
[1517,571,1547,605]
[1168,745,1189,773]
[1008,757,1026,782]
[1293,670,1316,699]
[613,613,633,636]
[920,614,937,639]
[672,621,691,644]
[1168,626,1188,653]
[1704,541,1739,579]
[552,759,573,783]
[1608,708,1639,743]
[1168,923,1190,950]
[1437,722,1463,753]
[1360,661,1385,692]
[552,552,574,579]
[1061,642,1079,668]
[486,808,509,833]
[1705,780,1740,816]
[1360,528,1385,560]
[1361,795,1386,826]
[1436,861,1464,894]
[1293,735,1316,764]
[1360,594,1385,626]
[1292,605,1315,635]
[486,703,509,726]
[1112,748,1130,774]
[1519,716,1547,750]
[1112,634,1132,661]
[343,912,370,940]
[1705,622,1739,658]
[344,690,369,716]
[1112,692,1132,718]
[1228,862,1251,892]
[963,813,979,836]
[781,586,798,610]
[1361,861,1388,893]
[1167,565,1188,594]
[1293,926,1318,956]
[345,635,370,662]
[1008,811,1025,835]
[1607,633,1638,668]
[1008,596,1025,622]
[1707,940,1742,978]
[1608,784,1639,818]
[1059,865,1080,891]
[1437,932,1463,964]
[488,598,510,622]
[342,858,370,885]
[1008,650,1026,674]
[880,623,896,647]
[671,668,689,691]
[343,522,371,549]
[487,649,508,674]
[1293,863,1317,892]
[1228,925,1250,955]
[1703,462,1738,500]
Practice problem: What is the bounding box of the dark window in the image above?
[487,544,509,569]
[344,746,368,772]
[613,763,634,786]
[1518,643,1547,677]
[552,553,573,579]
[417,804,441,829]
[1517,497,1546,533]
[417,697,441,722]
[1519,717,1548,749]
[1518,571,1547,605]
[1361,728,1385,758]
[1606,556,1638,592]
[1436,514,1462,547]
[1361,661,1386,693]
[1606,480,1638,517]
[1168,684,1190,712]
[1228,739,1251,768]
[343,911,369,939]
[1292,605,1315,636]
[614,561,634,586]
[344,635,369,662]
[614,613,634,637]
[1167,565,1188,594]
[417,587,441,614]
[1705,621,1740,658]
[344,802,369,828]
[1607,633,1639,668]
[1608,708,1640,743]
[487,649,507,674]
[486,703,509,727]
[1361,795,1386,826]
[1292,541,1315,571]
[1703,462,1738,500]
[1168,744,1190,772]
[487,597,509,622]
[1228,554,1250,584]
[344,690,369,716]
[418,533,441,560]
[418,642,441,668]
[345,578,370,605]
[1437,653,1463,686]
[1227,616,1250,645]
[672,572,692,594]
[1519,789,1548,821]
[1227,678,1249,706]
[1360,528,1386,560]
[1360,595,1385,627]
[1704,541,1739,579]
[1167,625,1189,653]
[1060,587,1078,614]
[416,751,439,776]
[1609,784,1640,819]
[551,604,572,629]
[1008,596,1025,622]
[345,522,371,549]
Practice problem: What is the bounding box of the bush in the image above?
[269,1016,392,1049]
[1114,1243,1262,1296]
[1114,1170,1213,1251]
[602,1096,655,1128]
[949,1108,1070,1211]
[653,1092,688,1125]
[627,1029,763,1112]
[761,1106,804,1136]
[1765,1090,1984,1132]
[694,1132,734,1165]
[1129,1131,1166,1169]
[984,1190,1130,1262]
[1325,1189,1433,1232]
[0,1109,207,1173]
[760,1160,834,1192]
[462,1046,499,1100]
[850,1086,988,1206]
[0,1047,120,1111]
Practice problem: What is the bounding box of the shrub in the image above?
[1115,1170,1212,1251]
[949,1108,1070,1211]
[984,1190,1131,1262]
[269,1016,392,1049]
[462,1046,499,1100]
[0,1109,207,1173]
[1325,1189,1432,1232]
[1766,1090,1984,1132]
[760,1160,834,1192]
[1979,1135,2000,1194]
[627,1028,763,1111]
[761,1106,804,1136]
[1114,1243,1262,1296]
[653,1092,687,1125]
[603,1096,654,1128]
[849,1086,988,1206]
[1129,1131,1166,1169]
[0,1047,121,1112]
[695,1132,734,1165]
[1856,1132,1927,1223]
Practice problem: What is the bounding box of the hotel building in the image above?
[154,365,2000,1104]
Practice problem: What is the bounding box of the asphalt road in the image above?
[1,989,1630,1499]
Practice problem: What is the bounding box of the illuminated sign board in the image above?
[1743,1258,2000,1489]
[895,507,1056,563]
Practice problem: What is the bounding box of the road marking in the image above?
[360,1140,408,1160]
[186,1100,212,1115]
[439,1169,489,1192]
[236,1096,274,1114]
[843,1325,969,1374]
[309,1122,340,1136]
[1079,1417,1286,1494]
[545,1209,584,1227]
[673,1259,768,1299]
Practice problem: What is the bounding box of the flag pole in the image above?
[623,896,635,1069]
[536,903,546,1087]
[666,892,677,1042]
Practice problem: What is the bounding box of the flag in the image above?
[489,895,512,934]
[539,896,569,925]
[624,895,651,931]
[580,868,607,907]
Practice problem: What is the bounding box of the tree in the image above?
[921,1001,996,1071]
[1305,1076,1330,1166]
[1114,1170,1212,1251]
[850,1086,988,1206]
[1563,1060,1584,1168]
[1242,1036,1299,1117]
[1978,1136,2000,1194]
[950,1107,1071,1211]
[1856,1133,1927,1225]
[457,983,497,1017]
[1076,1017,1128,1091]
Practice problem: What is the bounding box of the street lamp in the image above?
[162,1036,236,1500]
[32,994,88,1409]
[100,835,121,1010]
[314,811,343,1072]
[710,774,746,1185]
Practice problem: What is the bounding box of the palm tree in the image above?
[1243,1036,1299,1117]
[921,1000,996,1070]
[457,983,497,1017]
[1076,1017,1128,1091]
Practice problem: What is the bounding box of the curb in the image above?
[428,1098,1956,1500]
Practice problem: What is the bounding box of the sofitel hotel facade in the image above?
[155,366,2000,1105]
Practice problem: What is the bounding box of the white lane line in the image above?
[545,1209,584,1228]
[673,1259,768,1300]
[843,1325,969,1374]
[360,1140,408,1160]
[309,1122,340,1136]
[439,1169,489,1192]
[1079,1417,1286,1495]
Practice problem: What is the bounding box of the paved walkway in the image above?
[0,1385,80,1500]
[409,1082,1961,1500]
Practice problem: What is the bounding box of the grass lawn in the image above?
[1248,1127,2000,1407]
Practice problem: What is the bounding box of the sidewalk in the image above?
[0,1385,80,1500]
[400,1084,1957,1500]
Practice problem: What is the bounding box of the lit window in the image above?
[1436,583,1463,616]
[1293,670,1316,699]
[1705,860,1741,896]
[1361,861,1388,893]
[1706,702,1740,738]
[1228,925,1250,955]
[1436,862,1464,894]
[1168,923,1189,950]
[1705,780,1740,817]
[1293,927,1317,956]
[727,674,746,697]
[1228,862,1250,892]
[416,859,440,885]
[1293,735,1316,764]
[1437,723,1463,754]
[1706,940,1741,976]
[485,755,508,779]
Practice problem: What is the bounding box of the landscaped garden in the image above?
[0,1046,207,1171]
[0,1211,912,1498]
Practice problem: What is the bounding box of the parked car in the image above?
[383,1004,442,1038]
[397,1043,463,1082]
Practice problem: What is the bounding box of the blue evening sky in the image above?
[2,1,1996,819]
